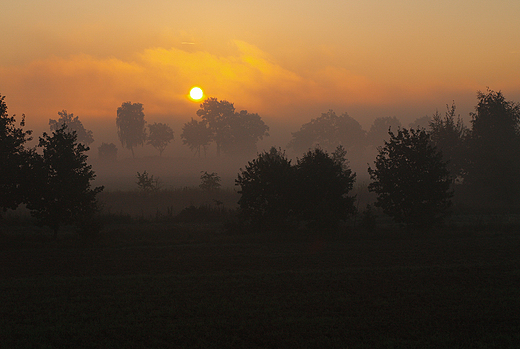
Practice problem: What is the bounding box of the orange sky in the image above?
[3,0,520,148]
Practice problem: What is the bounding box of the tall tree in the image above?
[98,142,118,162]
[294,146,357,231]
[26,125,104,238]
[220,110,269,156]
[0,94,33,217]
[236,147,295,230]
[368,128,452,228]
[181,118,212,158]
[429,103,469,180]
[196,97,235,156]
[288,110,366,154]
[466,89,520,207]
[147,122,174,156]
[367,116,402,148]
[49,110,94,146]
[116,102,147,158]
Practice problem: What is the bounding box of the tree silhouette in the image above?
[368,128,452,228]
[116,102,146,158]
[98,142,118,162]
[49,110,94,146]
[288,110,366,154]
[0,94,33,217]
[196,98,235,156]
[295,146,356,231]
[367,116,402,148]
[236,147,295,230]
[409,115,432,130]
[221,110,269,155]
[200,171,221,192]
[26,125,104,238]
[429,103,469,181]
[465,89,520,206]
[181,118,212,158]
[147,122,174,156]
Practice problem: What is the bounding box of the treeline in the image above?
[2,89,520,236]
[235,89,520,230]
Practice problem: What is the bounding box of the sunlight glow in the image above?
[189,87,204,101]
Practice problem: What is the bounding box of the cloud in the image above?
[0,40,489,132]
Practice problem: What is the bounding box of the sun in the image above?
[189,87,204,101]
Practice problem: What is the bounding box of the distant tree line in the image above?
[236,89,520,229]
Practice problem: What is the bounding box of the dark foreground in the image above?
[1,224,519,348]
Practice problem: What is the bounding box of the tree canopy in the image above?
[116,102,147,158]
[367,116,402,148]
[49,110,94,146]
[147,122,174,156]
[194,98,269,156]
[288,110,366,154]
[0,94,33,216]
[465,89,520,206]
[181,118,212,158]
[368,128,452,228]
[26,125,103,238]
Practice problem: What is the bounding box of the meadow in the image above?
[1,212,519,348]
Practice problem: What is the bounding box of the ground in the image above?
[1,223,519,348]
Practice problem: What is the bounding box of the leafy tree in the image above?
[147,122,174,156]
[200,171,221,192]
[429,103,469,180]
[236,146,357,232]
[49,110,94,146]
[116,102,147,158]
[466,89,520,206]
[220,110,270,155]
[196,98,235,156]
[368,128,452,228]
[26,125,104,238]
[409,115,432,130]
[367,116,402,148]
[0,94,33,216]
[98,142,118,162]
[288,110,366,154]
[181,118,212,158]
[295,146,357,231]
[236,147,295,230]
[136,171,160,192]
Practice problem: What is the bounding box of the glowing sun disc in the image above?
[189,87,204,100]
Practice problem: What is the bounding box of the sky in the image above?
[3,0,520,149]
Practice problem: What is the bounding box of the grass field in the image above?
[1,223,519,348]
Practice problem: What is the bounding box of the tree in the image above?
[465,89,520,207]
[98,142,118,162]
[200,171,221,192]
[368,128,452,228]
[116,102,147,158]
[147,122,174,156]
[181,118,212,158]
[294,146,357,231]
[136,171,160,192]
[429,103,469,180]
[0,94,33,216]
[26,125,104,238]
[288,110,366,154]
[409,115,432,130]
[236,147,295,230]
[49,110,94,146]
[220,110,269,155]
[367,116,402,148]
[196,98,235,156]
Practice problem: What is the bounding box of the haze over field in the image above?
[3,1,520,162]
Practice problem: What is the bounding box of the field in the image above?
[1,221,519,348]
